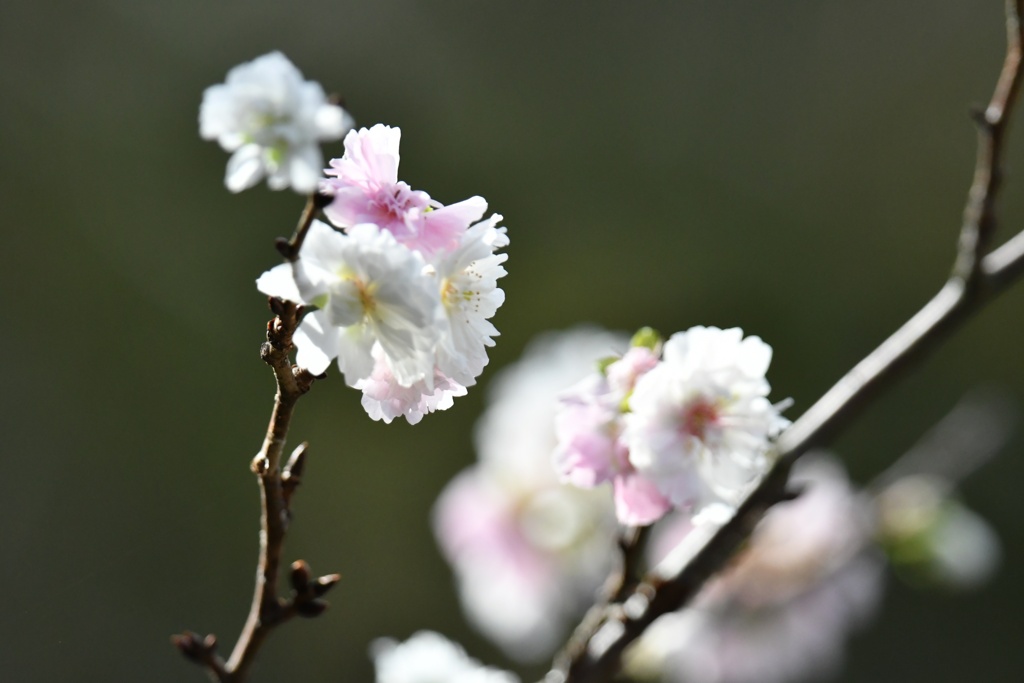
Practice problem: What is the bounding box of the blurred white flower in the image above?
[625,326,790,511]
[200,51,351,193]
[875,474,1000,590]
[627,455,883,683]
[434,329,623,661]
[371,631,519,683]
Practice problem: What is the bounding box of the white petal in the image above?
[334,325,376,386]
[298,219,348,268]
[255,263,303,303]
[738,335,773,378]
[225,144,265,192]
[323,279,366,327]
[294,310,338,375]
[286,144,324,194]
[315,103,353,140]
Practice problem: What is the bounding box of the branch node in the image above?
[251,454,270,475]
[172,630,226,675]
[969,104,993,130]
[293,367,319,393]
[274,237,294,260]
[312,191,334,210]
[295,598,329,618]
[259,341,274,364]
[268,296,289,318]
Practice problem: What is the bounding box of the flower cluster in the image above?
[257,124,508,423]
[200,52,353,193]
[433,329,621,661]
[555,326,790,525]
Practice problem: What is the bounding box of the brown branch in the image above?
[176,188,348,683]
[175,299,332,683]
[551,3,1024,681]
[176,197,341,681]
[222,300,317,681]
[275,192,332,262]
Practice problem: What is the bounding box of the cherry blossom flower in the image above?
[252,118,507,422]
[352,213,508,423]
[257,220,442,386]
[371,631,519,683]
[554,342,670,526]
[626,455,883,683]
[434,329,622,661]
[322,124,487,256]
[200,51,351,193]
[624,326,790,511]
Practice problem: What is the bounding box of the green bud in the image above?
[630,326,662,351]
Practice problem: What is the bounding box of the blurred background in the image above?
[2,0,1023,681]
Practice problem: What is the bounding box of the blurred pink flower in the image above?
[434,329,623,661]
[629,455,883,683]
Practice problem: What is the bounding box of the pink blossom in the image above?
[554,345,669,526]
[321,124,486,255]
[607,345,661,395]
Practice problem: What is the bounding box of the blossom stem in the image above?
[224,299,314,681]
[551,3,1024,681]
[175,300,331,683]
[276,192,331,262]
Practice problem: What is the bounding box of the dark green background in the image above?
[2,1,1022,681]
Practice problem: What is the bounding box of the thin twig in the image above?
[276,192,331,262]
[177,210,340,681]
[223,300,317,681]
[551,3,1024,681]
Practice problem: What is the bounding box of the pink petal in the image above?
[613,471,672,526]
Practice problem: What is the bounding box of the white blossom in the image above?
[200,51,351,193]
[624,326,790,511]
[349,213,507,423]
[257,220,442,387]
[371,631,519,683]
[432,214,509,386]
